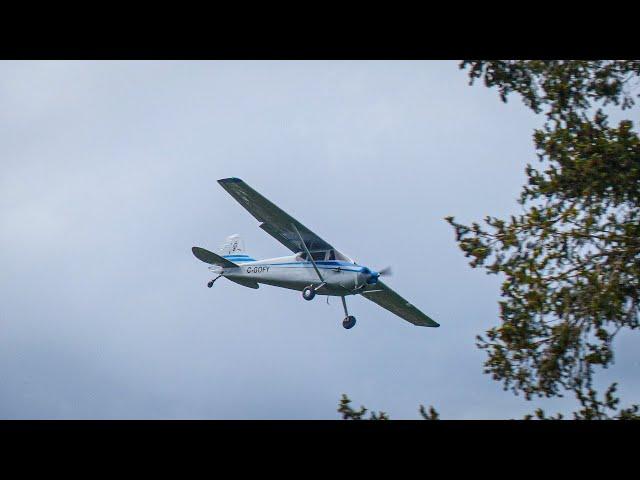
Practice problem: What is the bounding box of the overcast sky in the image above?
[1,61,637,419]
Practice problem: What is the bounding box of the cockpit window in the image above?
[297,251,331,261]
[328,250,335,260]
[311,251,325,261]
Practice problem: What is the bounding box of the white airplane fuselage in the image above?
[214,254,378,296]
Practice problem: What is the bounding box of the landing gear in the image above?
[342,315,356,329]
[340,296,357,329]
[302,286,316,301]
[207,275,222,288]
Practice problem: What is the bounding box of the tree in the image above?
[339,61,640,419]
[446,61,640,419]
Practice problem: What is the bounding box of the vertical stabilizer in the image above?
[219,234,245,255]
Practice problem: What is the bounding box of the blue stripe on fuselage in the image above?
[225,257,364,271]
[251,261,364,272]
[223,254,256,262]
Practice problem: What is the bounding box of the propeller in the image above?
[377,266,393,277]
[364,265,393,286]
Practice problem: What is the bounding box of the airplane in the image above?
[192,177,439,330]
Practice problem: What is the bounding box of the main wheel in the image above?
[342,316,356,329]
[207,280,214,288]
[302,286,316,301]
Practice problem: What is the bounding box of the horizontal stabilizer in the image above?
[192,247,238,268]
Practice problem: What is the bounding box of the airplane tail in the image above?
[219,234,245,255]
[192,235,255,267]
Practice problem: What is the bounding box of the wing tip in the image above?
[419,320,439,327]
[218,177,243,185]
[427,317,440,327]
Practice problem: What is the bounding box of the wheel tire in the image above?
[342,316,356,329]
[207,281,214,288]
[302,286,316,301]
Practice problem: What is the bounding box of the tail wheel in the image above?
[342,316,356,329]
[302,286,316,301]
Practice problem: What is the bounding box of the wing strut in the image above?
[291,223,325,283]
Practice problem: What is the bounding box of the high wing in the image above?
[362,281,439,327]
[218,177,337,254]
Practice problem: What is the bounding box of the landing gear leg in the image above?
[341,296,356,329]
[207,275,222,288]
[341,296,349,316]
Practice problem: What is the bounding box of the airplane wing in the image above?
[362,281,439,327]
[218,177,336,254]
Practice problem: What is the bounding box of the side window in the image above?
[328,250,335,260]
[311,251,325,261]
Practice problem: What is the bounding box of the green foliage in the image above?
[338,394,439,420]
[419,404,440,420]
[461,60,640,120]
[338,394,389,420]
[525,383,639,420]
[447,61,640,418]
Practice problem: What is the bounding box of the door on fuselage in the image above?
[294,249,357,291]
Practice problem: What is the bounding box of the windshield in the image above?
[296,249,348,262]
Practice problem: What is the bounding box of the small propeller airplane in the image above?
[192,177,439,330]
